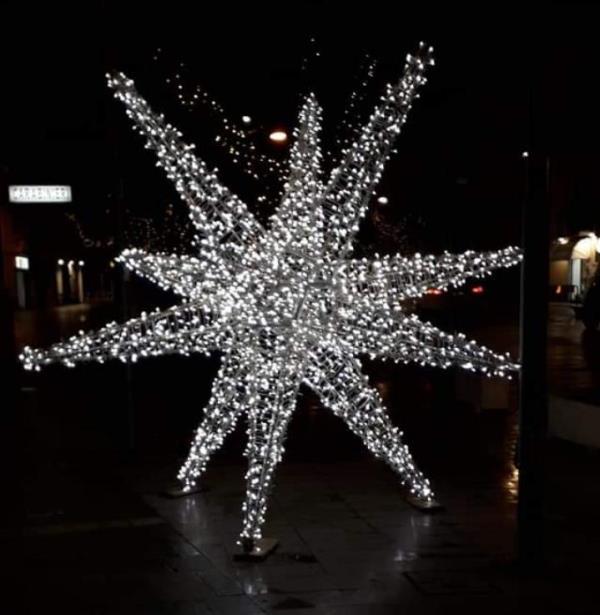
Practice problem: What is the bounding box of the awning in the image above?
[550,239,577,260]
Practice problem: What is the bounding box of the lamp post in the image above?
[517,147,550,568]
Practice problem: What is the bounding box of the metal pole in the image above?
[115,173,136,455]
[517,129,550,570]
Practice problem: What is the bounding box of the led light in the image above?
[377,196,389,205]
[78,260,85,266]
[242,115,251,124]
[269,130,288,143]
[57,259,65,266]
[521,151,529,158]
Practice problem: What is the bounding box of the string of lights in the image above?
[162,39,379,199]
[167,65,286,190]
[327,56,379,166]
[64,203,193,254]
[21,42,522,555]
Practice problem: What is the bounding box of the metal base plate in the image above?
[233,537,279,562]
[161,484,207,499]
[406,493,444,512]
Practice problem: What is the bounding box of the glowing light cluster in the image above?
[21,43,522,551]
[328,56,378,164]
[170,72,286,184]
[167,40,378,201]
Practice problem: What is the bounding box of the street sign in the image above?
[8,185,72,203]
[15,256,29,270]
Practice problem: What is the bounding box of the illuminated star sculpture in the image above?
[21,43,522,555]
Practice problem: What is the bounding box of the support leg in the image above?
[177,350,251,491]
[237,357,300,557]
[305,344,437,505]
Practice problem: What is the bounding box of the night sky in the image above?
[4,2,600,251]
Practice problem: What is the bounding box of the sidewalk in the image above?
[22,442,600,615]
[547,303,600,406]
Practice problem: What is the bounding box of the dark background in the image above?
[5,3,599,249]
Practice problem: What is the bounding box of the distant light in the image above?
[521,151,529,159]
[15,256,29,271]
[242,115,252,124]
[425,288,443,296]
[78,260,85,266]
[377,196,389,205]
[557,237,569,245]
[269,130,288,143]
[57,259,65,266]
[555,285,562,295]
[9,185,72,203]
[68,260,74,267]
[471,285,485,295]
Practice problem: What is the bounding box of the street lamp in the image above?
[269,130,287,143]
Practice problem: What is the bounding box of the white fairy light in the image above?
[20,43,522,553]
[65,202,193,253]
[170,72,286,188]
[330,56,378,165]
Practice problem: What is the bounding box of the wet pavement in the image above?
[22,448,600,614]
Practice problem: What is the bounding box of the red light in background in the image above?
[425,288,443,296]
[471,285,484,294]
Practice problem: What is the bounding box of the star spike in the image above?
[117,248,229,299]
[107,72,263,266]
[339,246,523,305]
[270,92,324,255]
[320,44,434,258]
[20,302,224,371]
